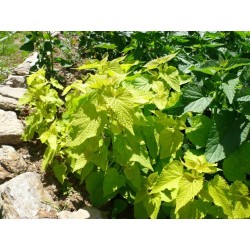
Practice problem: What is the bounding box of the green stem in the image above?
[48,31,54,74]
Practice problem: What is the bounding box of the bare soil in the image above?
[15,140,92,213]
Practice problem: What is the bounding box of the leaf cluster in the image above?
[19,31,250,218]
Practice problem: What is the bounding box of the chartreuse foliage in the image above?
[19,32,250,218]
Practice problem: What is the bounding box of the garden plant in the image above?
[18,31,250,218]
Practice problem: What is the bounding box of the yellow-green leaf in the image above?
[208,175,233,218]
[150,161,183,194]
[159,128,183,159]
[104,87,135,134]
[175,173,203,213]
[144,53,177,69]
[183,150,218,174]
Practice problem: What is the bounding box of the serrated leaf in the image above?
[50,78,64,89]
[184,97,212,113]
[222,78,238,104]
[237,87,250,102]
[107,59,124,74]
[208,175,233,218]
[152,81,169,110]
[120,60,139,73]
[205,125,225,163]
[182,84,204,101]
[240,65,250,86]
[205,111,250,163]
[104,87,135,134]
[143,127,160,159]
[190,60,221,75]
[132,77,151,91]
[230,181,249,199]
[144,53,177,69]
[113,133,132,166]
[126,131,153,171]
[224,58,250,71]
[223,142,250,182]
[186,114,213,147]
[128,87,153,105]
[143,193,162,219]
[67,104,105,147]
[160,189,174,203]
[53,163,67,184]
[165,91,181,109]
[159,128,183,159]
[175,199,210,219]
[233,201,250,218]
[159,67,181,92]
[130,153,153,171]
[230,181,250,218]
[72,153,88,172]
[150,161,183,194]
[183,151,217,174]
[103,168,126,197]
[175,173,203,213]
[124,164,141,190]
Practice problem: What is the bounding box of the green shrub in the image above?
[19,50,250,218]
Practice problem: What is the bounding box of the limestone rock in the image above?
[13,52,38,75]
[5,75,26,88]
[0,172,58,219]
[0,109,24,145]
[0,85,26,100]
[0,145,27,174]
[0,167,14,184]
[0,86,26,111]
[57,206,105,219]
[51,31,61,37]
[0,96,18,111]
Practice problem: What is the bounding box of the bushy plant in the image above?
[19,46,250,218]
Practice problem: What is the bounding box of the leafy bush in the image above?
[19,31,250,218]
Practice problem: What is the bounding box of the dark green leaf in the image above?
[19,41,35,51]
[224,58,250,71]
[186,115,213,147]
[182,84,204,101]
[223,142,250,182]
[53,163,67,184]
[205,111,250,163]
[103,168,126,197]
[184,97,213,114]
[222,78,238,104]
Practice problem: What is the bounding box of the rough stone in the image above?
[0,167,14,184]
[0,172,58,219]
[13,52,38,75]
[57,206,105,219]
[0,85,26,100]
[0,86,26,111]
[0,145,27,174]
[0,109,24,145]
[51,31,61,37]
[4,75,26,88]
[0,96,18,111]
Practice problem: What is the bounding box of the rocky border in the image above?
[0,52,105,219]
